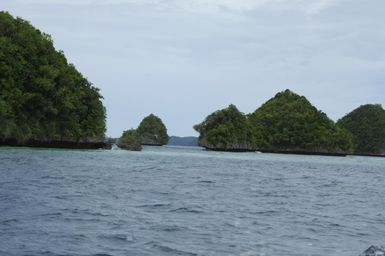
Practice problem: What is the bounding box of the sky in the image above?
[2,0,385,137]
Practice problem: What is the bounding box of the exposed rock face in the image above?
[359,246,385,256]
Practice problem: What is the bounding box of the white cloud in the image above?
[2,0,385,136]
[8,0,342,14]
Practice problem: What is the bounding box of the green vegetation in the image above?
[337,104,385,154]
[194,105,255,151]
[0,12,106,144]
[117,129,142,151]
[137,114,168,145]
[249,90,353,153]
[194,90,353,154]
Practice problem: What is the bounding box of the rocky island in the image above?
[0,12,109,149]
[338,104,385,156]
[137,114,169,146]
[249,90,353,155]
[117,114,168,151]
[117,129,142,151]
[194,104,255,152]
[195,90,354,155]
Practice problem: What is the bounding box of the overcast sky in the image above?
[3,0,385,137]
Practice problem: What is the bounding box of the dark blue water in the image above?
[1,146,384,256]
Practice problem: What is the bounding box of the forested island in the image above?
[118,114,168,151]
[0,12,109,149]
[195,90,385,156]
[194,104,255,152]
[117,129,142,151]
[337,104,385,156]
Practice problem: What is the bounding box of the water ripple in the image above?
[1,146,384,256]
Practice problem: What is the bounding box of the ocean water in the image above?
[0,146,384,256]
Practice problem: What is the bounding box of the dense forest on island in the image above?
[117,129,142,151]
[0,12,106,147]
[249,90,353,153]
[195,90,354,154]
[118,114,168,150]
[194,105,255,151]
[337,104,385,155]
[137,114,168,145]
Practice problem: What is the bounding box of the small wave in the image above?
[170,207,203,214]
[146,241,198,256]
[137,203,171,209]
[318,180,341,188]
[153,224,188,232]
[38,212,63,217]
[99,233,134,242]
[40,175,63,180]
[23,251,74,256]
[251,210,279,216]
[68,208,110,217]
[197,180,215,184]
[1,218,19,225]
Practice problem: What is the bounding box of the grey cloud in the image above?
[2,0,384,136]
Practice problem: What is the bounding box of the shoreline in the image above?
[0,139,112,150]
[203,147,348,157]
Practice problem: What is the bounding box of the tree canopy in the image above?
[337,104,385,154]
[194,90,354,154]
[118,129,142,151]
[0,11,106,144]
[249,90,353,153]
[137,114,168,145]
[194,104,255,151]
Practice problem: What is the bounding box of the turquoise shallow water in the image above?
[0,146,384,256]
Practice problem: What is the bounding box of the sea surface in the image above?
[1,146,384,256]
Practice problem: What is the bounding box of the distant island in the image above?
[118,114,168,151]
[137,114,169,146]
[195,90,385,156]
[0,12,109,149]
[248,90,353,155]
[194,104,254,152]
